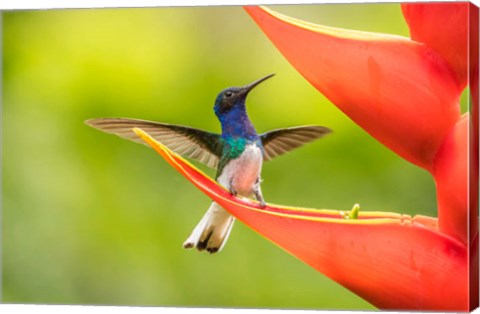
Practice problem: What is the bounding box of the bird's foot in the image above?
[228,178,239,197]
[253,186,266,209]
[229,186,238,197]
[259,199,266,208]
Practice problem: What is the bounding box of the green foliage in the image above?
[2,4,453,309]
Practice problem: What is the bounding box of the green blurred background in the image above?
[2,3,465,310]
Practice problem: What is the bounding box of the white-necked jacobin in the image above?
[85,74,331,254]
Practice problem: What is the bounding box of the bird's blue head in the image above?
[213,73,275,123]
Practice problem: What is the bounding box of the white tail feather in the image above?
[183,202,235,253]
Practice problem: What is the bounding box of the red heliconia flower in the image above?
[134,128,468,311]
[134,3,479,311]
[243,3,478,247]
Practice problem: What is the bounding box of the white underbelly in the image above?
[218,144,263,196]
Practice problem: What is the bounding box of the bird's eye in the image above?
[224,91,233,98]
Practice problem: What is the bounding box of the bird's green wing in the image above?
[260,125,332,161]
[85,118,223,168]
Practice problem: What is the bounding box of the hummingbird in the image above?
[85,74,331,253]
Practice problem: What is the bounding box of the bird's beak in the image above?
[241,73,275,95]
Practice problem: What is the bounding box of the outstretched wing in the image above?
[260,125,331,161]
[85,118,223,168]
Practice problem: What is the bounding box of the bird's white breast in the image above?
[218,144,263,196]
